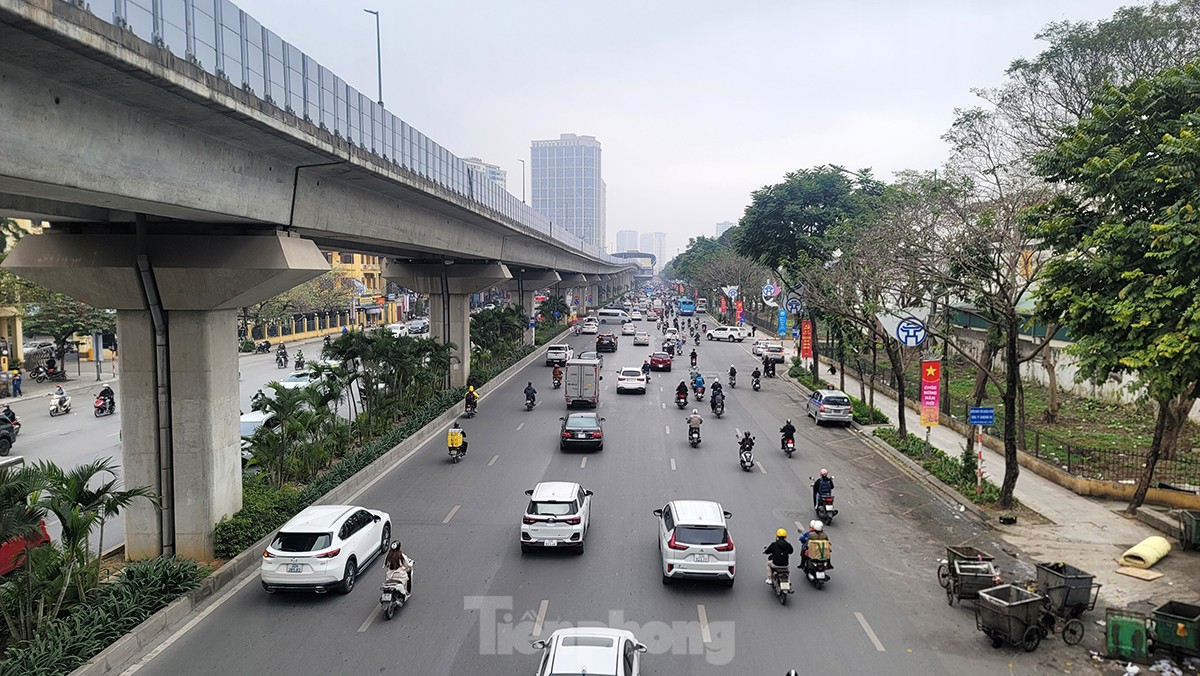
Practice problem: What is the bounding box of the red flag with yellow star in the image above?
[920,360,941,427]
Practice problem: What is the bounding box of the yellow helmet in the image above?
[776,528,787,538]
[468,386,475,392]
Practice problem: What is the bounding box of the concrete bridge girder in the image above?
[1,232,329,560]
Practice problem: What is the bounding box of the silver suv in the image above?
[807,388,854,426]
[653,500,735,587]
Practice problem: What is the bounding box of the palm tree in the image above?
[538,295,570,325]
[256,383,314,487]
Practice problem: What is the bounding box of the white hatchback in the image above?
[630,311,643,321]
[521,482,592,554]
[581,322,599,335]
[621,323,637,336]
[533,628,647,676]
[276,371,312,390]
[654,500,735,587]
[633,331,651,346]
[260,505,391,594]
[615,367,648,393]
[751,339,770,356]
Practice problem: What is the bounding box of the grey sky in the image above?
[234,0,1140,259]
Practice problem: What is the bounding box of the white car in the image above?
[239,410,278,464]
[630,310,643,321]
[260,505,391,594]
[706,326,744,342]
[621,323,637,336]
[654,500,735,587]
[533,628,647,676]
[751,339,770,356]
[546,344,574,366]
[581,322,599,335]
[385,322,409,337]
[633,331,651,346]
[276,371,312,390]
[615,367,647,394]
[665,327,679,339]
[521,481,592,554]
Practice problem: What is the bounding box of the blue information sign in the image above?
[968,407,995,426]
[791,326,799,339]
[777,309,787,337]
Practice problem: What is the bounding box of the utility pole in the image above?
[517,159,526,203]
[363,9,383,107]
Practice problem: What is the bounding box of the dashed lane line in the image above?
[488,454,499,467]
[855,611,887,652]
[442,505,461,524]
[670,458,676,471]
[697,604,712,644]
[532,600,549,637]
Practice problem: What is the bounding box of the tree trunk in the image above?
[998,321,1021,509]
[964,336,1001,457]
[1016,380,1027,452]
[884,339,908,437]
[1127,389,1196,516]
[1042,340,1061,424]
[869,334,879,414]
[853,350,866,403]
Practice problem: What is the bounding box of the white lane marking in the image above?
[357,603,379,633]
[758,460,767,474]
[532,600,549,637]
[664,425,670,435]
[516,422,525,431]
[120,571,259,674]
[670,458,676,471]
[107,432,120,437]
[580,457,587,469]
[855,611,886,652]
[661,403,665,410]
[697,604,712,644]
[488,454,499,467]
[442,505,460,524]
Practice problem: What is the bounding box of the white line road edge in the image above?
[442,505,461,524]
[854,611,886,652]
[697,604,712,644]
[532,600,549,637]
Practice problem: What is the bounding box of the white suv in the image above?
[706,326,744,342]
[533,628,647,676]
[521,482,593,554]
[546,344,573,366]
[653,500,735,587]
[260,505,391,594]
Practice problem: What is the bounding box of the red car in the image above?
[649,351,673,372]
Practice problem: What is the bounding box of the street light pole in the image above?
[517,158,526,203]
[363,9,383,107]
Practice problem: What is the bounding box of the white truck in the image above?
[563,358,602,408]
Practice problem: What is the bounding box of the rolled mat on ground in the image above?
[1118,536,1172,569]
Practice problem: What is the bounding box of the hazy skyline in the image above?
[232,0,1141,261]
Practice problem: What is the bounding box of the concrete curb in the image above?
[69,333,565,676]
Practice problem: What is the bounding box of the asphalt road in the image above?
[119,318,1085,675]
[10,338,333,553]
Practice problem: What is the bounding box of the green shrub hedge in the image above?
[788,358,889,425]
[872,427,1002,504]
[213,346,533,559]
[0,558,205,676]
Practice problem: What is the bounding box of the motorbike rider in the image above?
[53,384,68,410]
[251,389,267,411]
[447,420,467,456]
[276,343,289,365]
[728,364,737,382]
[689,349,698,368]
[738,430,755,455]
[685,409,703,439]
[751,366,762,383]
[97,383,115,412]
[294,349,305,367]
[692,372,705,395]
[641,360,651,380]
[675,380,689,401]
[813,468,835,509]
[701,322,707,334]
[465,385,479,412]
[523,382,538,406]
[799,519,832,570]
[382,540,414,598]
[780,419,796,450]
[764,528,794,584]
[552,365,564,384]
[710,381,724,412]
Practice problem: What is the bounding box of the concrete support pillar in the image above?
[384,262,510,387]
[4,232,328,559]
[503,270,561,346]
[559,273,588,317]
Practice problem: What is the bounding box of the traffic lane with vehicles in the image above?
[126,334,1064,676]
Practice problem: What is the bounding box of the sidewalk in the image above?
[780,361,1200,611]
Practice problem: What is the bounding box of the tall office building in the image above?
[615,230,639,252]
[640,231,667,272]
[462,157,507,189]
[715,221,735,238]
[531,133,606,248]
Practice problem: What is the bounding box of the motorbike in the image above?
[687,425,701,448]
[464,400,477,418]
[275,353,289,369]
[751,376,761,391]
[693,334,700,346]
[525,395,536,411]
[729,373,736,388]
[801,556,830,589]
[49,394,72,417]
[379,565,413,620]
[674,392,688,409]
[739,439,755,471]
[770,564,794,605]
[692,385,705,401]
[711,396,724,418]
[31,366,67,384]
[690,356,697,368]
[782,436,795,458]
[812,481,838,524]
[94,396,116,417]
[6,416,21,437]
[254,341,271,354]
[295,356,306,370]
[448,440,467,463]
[552,376,562,389]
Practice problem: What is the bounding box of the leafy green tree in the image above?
[537,295,570,325]
[471,306,523,355]
[245,269,355,327]
[1029,59,1200,514]
[21,287,115,357]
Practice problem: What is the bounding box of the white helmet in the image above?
[692,409,698,414]
[812,520,824,532]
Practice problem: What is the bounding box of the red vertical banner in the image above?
[920,360,941,427]
[720,296,727,313]
[800,320,813,358]
[735,300,744,323]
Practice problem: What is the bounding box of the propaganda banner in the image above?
[920,360,941,427]
[800,320,813,358]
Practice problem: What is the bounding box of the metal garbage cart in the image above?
[1152,600,1200,658]
[1031,561,1101,645]
[937,545,994,589]
[976,584,1047,652]
[1180,510,1200,551]
[946,560,1000,606]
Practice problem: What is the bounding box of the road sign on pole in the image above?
[776,309,787,336]
[968,407,995,426]
[785,297,803,314]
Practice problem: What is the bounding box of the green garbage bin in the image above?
[1153,601,1200,657]
[1180,510,1200,551]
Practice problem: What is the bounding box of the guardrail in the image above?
[61,0,614,263]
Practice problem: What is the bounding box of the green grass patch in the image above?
[873,427,1002,505]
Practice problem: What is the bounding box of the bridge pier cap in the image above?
[2,232,328,560]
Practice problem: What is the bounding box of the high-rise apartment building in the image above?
[715,221,735,238]
[462,157,507,189]
[531,134,606,248]
[615,230,639,252]
[640,232,667,272]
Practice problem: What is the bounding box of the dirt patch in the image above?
[978,501,1054,528]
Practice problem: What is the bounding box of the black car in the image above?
[559,412,605,451]
[0,418,16,456]
[595,333,618,353]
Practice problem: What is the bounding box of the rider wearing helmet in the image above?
[685,408,703,437]
[465,385,478,411]
[763,528,794,584]
[779,418,796,450]
[675,380,689,398]
[799,519,832,570]
[813,468,834,508]
[738,430,755,453]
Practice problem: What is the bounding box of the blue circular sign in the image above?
[895,317,927,347]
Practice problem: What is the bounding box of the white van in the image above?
[596,309,630,325]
